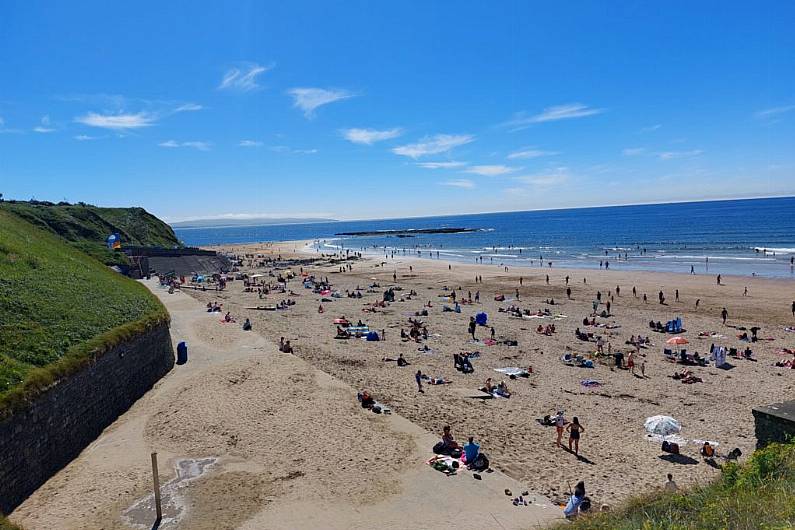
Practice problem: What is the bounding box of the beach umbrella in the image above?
[644,415,681,437]
[666,336,688,345]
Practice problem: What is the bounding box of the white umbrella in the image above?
[644,415,681,437]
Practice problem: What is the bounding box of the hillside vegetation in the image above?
[0,209,168,415]
[0,201,181,265]
[558,439,795,530]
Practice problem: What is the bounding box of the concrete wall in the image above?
[0,323,174,514]
[752,400,795,449]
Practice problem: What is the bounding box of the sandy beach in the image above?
[11,274,559,529]
[188,240,795,508]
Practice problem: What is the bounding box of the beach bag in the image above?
[662,441,680,454]
[471,453,490,471]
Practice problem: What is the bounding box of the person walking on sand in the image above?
[567,417,585,455]
[675,289,679,302]
[469,317,477,340]
[717,274,722,285]
[690,265,695,275]
[415,370,424,393]
[554,411,566,447]
[696,298,700,309]
[566,287,572,299]
[721,307,728,325]
[792,301,795,317]
[743,286,748,296]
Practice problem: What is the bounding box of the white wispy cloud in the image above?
[440,179,475,189]
[76,111,157,130]
[506,148,559,160]
[239,139,264,147]
[502,103,604,130]
[158,140,212,151]
[175,103,203,112]
[33,115,55,133]
[416,161,468,169]
[219,63,272,92]
[392,134,474,158]
[464,165,518,176]
[754,105,795,120]
[622,147,646,156]
[640,124,662,132]
[269,145,318,154]
[74,134,99,141]
[287,88,356,118]
[513,167,571,187]
[340,127,403,145]
[657,149,703,160]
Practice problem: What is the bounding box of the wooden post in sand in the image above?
[151,452,162,522]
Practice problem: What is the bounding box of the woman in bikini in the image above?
[567,417,585,455]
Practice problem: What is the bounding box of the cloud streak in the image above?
[464,165,518,176]
[288,88,356,118]
[239,139,263,147]
[440,179,475,189]
[219,63,272,92]
[158,140,212,151]
[76,111,157,130]
[502,103,604,130]
[657,149,703,160]
[392,134,474,158]
[416,161,468,169]
[340,127,403,145]
[754,105,795,120]
[507,148,559,160]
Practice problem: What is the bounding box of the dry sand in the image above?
[11,277,559,529]
[194,241,795,508]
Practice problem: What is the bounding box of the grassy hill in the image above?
[557,439,795,529]
[0,201,181,265]
[0,208,168,416]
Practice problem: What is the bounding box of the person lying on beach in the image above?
[224,312,235,323]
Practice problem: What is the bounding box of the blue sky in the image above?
[1,1,793,221]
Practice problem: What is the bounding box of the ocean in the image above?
[174,197,795,278]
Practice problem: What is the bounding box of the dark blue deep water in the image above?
[175,197,795,278]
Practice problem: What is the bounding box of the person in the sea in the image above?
[567,416,585,455]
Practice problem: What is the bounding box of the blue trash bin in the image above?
[176,341,188,365]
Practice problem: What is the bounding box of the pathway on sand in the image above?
[11,280,559,530]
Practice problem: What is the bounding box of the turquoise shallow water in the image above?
[175,197,795,278]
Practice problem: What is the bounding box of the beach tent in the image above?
[475,312,488,326]
[644,415,681,437]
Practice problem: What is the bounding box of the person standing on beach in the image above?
[469,317,477,340]
[546,274,550,284]
[717,274,722,285]
[675,289,679,302]
[691,265,695,275]
[520,276,523,286]
[416,370,424,393]
[696,298,700,309]
[554,411,565,447]
[792,301,795,317]
[721,307,729,325]
[743,286,748,296]
[565,275,570,285]
[567,417,585,455]
[632,286,637,297]
[616,285,620,296]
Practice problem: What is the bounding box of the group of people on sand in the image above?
[401,318,429,342]
[482,377,511,397]
[536,323,556,335]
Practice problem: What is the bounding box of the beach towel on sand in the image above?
[494,367,529,377]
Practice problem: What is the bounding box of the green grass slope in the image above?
[0,201,181,265]
[557,440,795,530]
[0,209,168,416]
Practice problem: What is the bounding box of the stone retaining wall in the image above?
[0,323,174,514]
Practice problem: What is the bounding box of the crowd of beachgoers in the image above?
[177,240,795,513]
